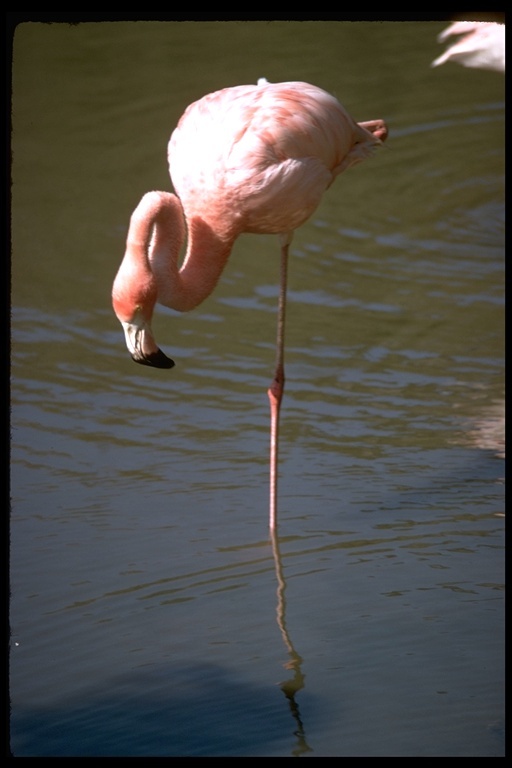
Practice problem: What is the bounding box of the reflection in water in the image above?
[270,530,312,757]
[466,400,505,460]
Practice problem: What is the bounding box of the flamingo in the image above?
[112,79,388,531]
[432,21,505,72]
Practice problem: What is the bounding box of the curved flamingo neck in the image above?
[128,190,236,314]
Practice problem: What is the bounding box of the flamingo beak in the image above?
[120,312,175,369]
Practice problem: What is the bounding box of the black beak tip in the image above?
[132,349,176,369]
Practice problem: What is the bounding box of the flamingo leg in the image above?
[268,236,290,531]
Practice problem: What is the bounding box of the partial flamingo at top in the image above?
[432,21,505,72]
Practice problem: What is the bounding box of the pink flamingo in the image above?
[112,79,387,530]
[432,21,505,72]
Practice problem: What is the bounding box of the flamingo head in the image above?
[112,282,175,369]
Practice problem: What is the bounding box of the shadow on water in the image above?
[10,653,314,757]
[10,532,313,758]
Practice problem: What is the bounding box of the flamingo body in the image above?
[112,79,387,528]
[432,21,505,72]
[169,81,384,238]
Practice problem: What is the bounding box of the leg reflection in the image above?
[270,529,312,756]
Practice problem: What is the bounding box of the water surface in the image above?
[10,20,504,756]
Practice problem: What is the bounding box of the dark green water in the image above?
[11,20,504,756]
